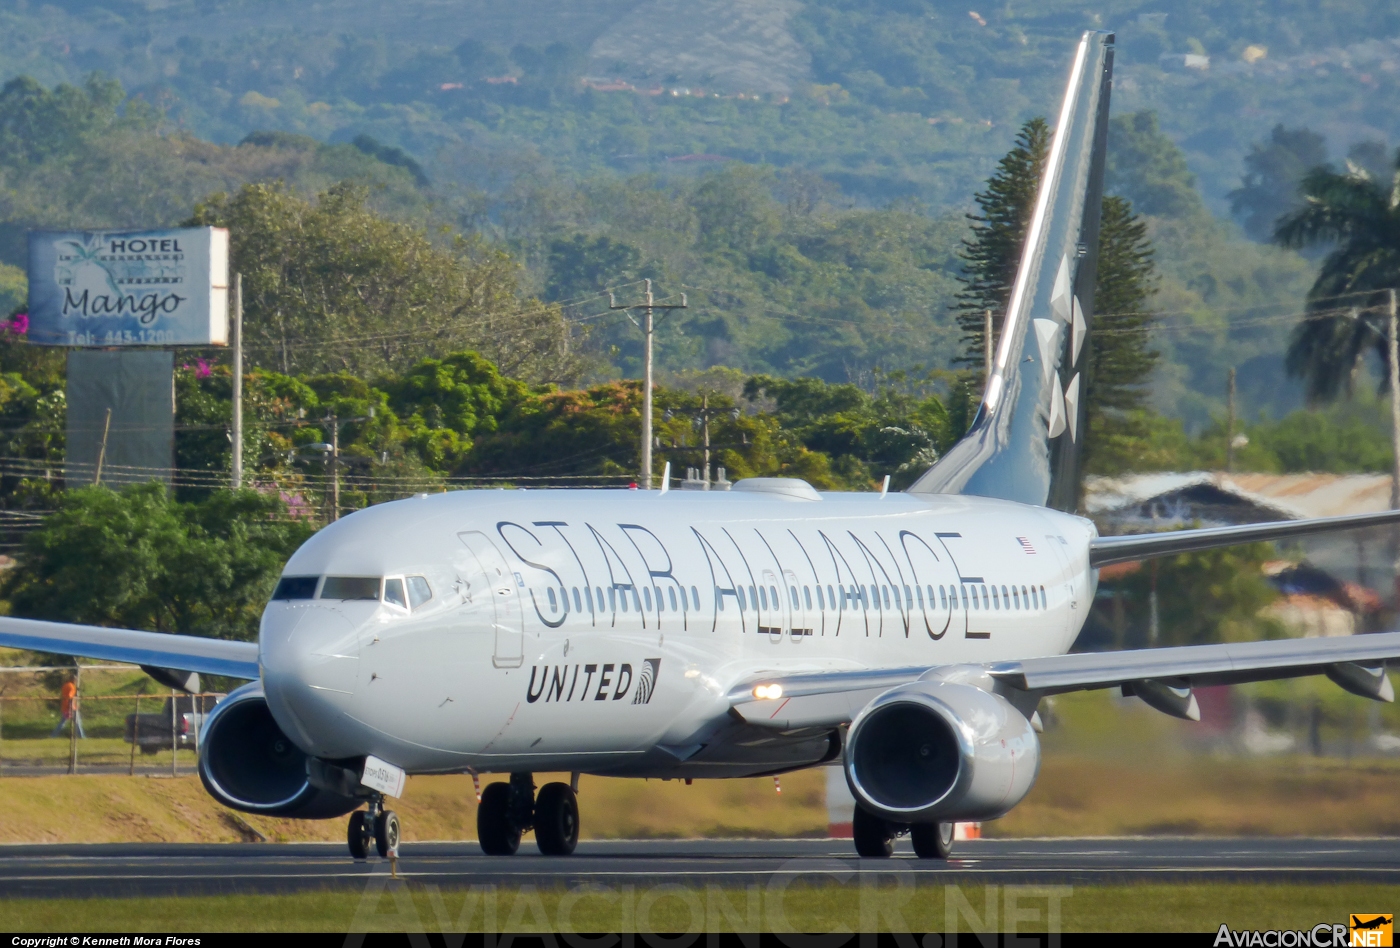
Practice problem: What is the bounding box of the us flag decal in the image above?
[1017,537,1037,554]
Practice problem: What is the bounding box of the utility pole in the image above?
[1387,289,1400,607]
[93,408,112,485]
[1226,366,1237,473]
[610,279,686,488]
[984,309,994,388]
[231,273,243,490]
[329,414,340,521]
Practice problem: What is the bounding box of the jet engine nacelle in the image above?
[198,683,361,819]
[843,676,1039,823]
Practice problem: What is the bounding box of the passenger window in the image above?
[608,587,617,612]
[691,586,700,610]
[716,587,725,612]
[750,586,758,609]
[632,588,642,612]
[407,576,433,609]
[816,586,825,610]
[643,587,652,611]
[321,576,380,600]
[573,588,582,612]
[939,586,947,609]
[904,585,912,608]
[384,578,408,609]
[737,587,747,610]
[759,586,768,609]
[826,585,835,609]
[668,588,678,611]
[804,586,812,609]
[1002,585,1010,608]
[654,586,663,611]
[272,576,318,600]
[891,586,899,608]
[790,586,799,608]
[547,587,559,613]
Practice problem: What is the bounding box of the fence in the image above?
[0,677,224,776]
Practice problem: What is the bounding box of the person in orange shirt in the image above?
[50,676,85,738]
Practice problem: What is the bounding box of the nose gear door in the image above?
[459,531,524,668]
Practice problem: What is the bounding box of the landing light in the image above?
[753,683,783,701]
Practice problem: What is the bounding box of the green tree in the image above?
[1119,543,1281,647]
[2,484,314,640]
[742,374,950,489]
[186,182,576,382]
[1276,148,1400,402]
[1228,125,1329,242]
[1104,111,1203,220]
[953,118,1049,370]
[1083,196,1161,474]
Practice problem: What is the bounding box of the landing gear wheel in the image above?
[375,810,401,858]
[911,822,954,859]
[534,782,579,856]
[477,782,522,855]
[852,805,894,858]
[347,810,372,859]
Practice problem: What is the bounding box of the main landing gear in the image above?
[477,772,580,856]
[853,805,954,860]
[347,796,401,860]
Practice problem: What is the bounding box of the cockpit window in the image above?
[320,576,381,601]
[383,577,407,609]
[272,576,318,600]
[407,576,432,609]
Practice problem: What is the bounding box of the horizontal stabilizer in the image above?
[1089,508,1400,568]
[0,616,259,680]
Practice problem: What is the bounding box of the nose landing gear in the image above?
[346,796,401,860]
[476,772,581,856]
[852,804,955,860]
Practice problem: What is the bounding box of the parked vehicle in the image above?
[124,694,220,754]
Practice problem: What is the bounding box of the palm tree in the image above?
[1275,151,1400,401]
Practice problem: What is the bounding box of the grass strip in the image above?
[0,883,1394,933]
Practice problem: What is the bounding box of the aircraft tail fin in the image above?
[908,30,1115,512]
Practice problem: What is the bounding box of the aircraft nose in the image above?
[259,605,362,757]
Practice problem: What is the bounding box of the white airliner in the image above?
[4,30,1398,862]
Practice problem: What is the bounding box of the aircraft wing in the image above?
[0,616,260,680]
[729,632,1400,729]
[1090,508,1400,567]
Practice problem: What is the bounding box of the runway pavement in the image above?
[0,837,1395,899]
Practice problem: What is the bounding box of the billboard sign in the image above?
[27,227,229,346]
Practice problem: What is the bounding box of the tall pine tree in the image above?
[953,119,1160,473]
[954,118,1050,370]
[1083,195,1160,474]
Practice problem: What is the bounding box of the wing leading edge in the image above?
[0,616,259,680]
[731,633,1400,730]
[1089,508,1400,568]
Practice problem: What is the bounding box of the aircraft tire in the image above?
[852,805,894,858]
[534,782,579,856]
[910,822,954,859]
[375,809,401,858]
[347,810,372,859]
[478,782,521,856]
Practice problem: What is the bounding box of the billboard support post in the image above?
[93,408,112,486]
[231,273,242,490]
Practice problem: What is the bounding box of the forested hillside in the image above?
[2,0,1397,427]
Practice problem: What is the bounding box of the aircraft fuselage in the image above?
[259,485,1095,779]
